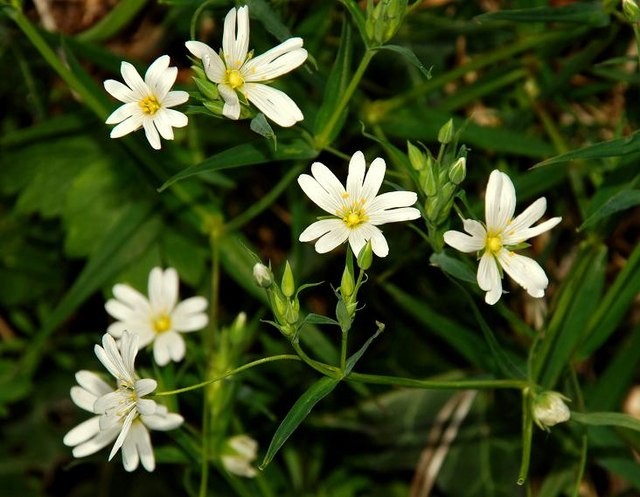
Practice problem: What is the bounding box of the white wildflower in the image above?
[105,267,208,366]
[104,55,189,150]
[185,6,308,127]
[443,169,561,305]
[298,151,421,258]
[221,434,259,478]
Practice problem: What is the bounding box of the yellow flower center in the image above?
[139,95,161,115]
[153,314,172,334]
[485,233,503,254]
[226,69,244,89]
[337,197,368,228]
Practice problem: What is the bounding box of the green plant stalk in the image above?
[155,355,302,396]
[314,49,375,150]
[347,372,528,390]
[291,341,341,378]
[517,390,533,485]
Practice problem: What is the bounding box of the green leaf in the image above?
[75,0,148,42]
[303,314,340,327]
[260,376,340,469]
[158,139,318,191]
[377,44,432,78]
[475,3,609,27]
[245,0,292,41]
[345,322,385,375]
[535,132,640,167]
[579,189,640,230]
[250,113,277,148]
[338,0,368,46]
[430,251,476,285]
[572,412,640,432]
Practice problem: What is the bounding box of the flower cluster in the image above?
[103,6,308,149]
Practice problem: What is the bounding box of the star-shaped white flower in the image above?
[298,151,421,258]
[104,55,189,150]
[64,333,184,472]
[105,267,208,366]
[443,169,562,305]
[185,5,308,127]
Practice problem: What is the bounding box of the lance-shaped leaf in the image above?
[535,132,640,167]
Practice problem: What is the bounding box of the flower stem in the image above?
[314,49,375,150]
[517,389,533,486]
[347,372,528,390]
[291,341,341,378]
[155,355,302,396]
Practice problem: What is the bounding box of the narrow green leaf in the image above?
[260,376,340,469]
[475,3,609,27]
[158,139,317,191]
[345,322,385,375]
[579,189,640,230]
[572,411,640,432]
[430,251,476,285]
[535,132,640,167]
[245,0,292,41]
[377,44,431,78]
[249,113,277,148]
[76,0,148,42]
[338,0,368,46]
[303,314,340,326]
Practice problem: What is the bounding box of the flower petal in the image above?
[153,331,185,364]
[299,219,344,242]
[110,115,143,139]
[71,424,120,458]
[443,230,484,253]
[462,219,487,239]
[218,84,241,120]
[498,250,549,298]
[163,91,189,108]
[298,171,342,215]
[141,411,184,431]
[505,197,547,234]
[153,110,175,141]
[108,408,136,461]
[244,83,303,127]
[111,283,151,315]
[75,370,113,397]
[142,118,161,150]
[185,40,226,83]
[477,253,502,305]
[63,416,101,447]
[310,161,347,205]
[144,55,172,97]
[223,6,250,70]
[120,61,149,100]
[367,191,418,213]
[172,297,209,332]
[243,37,307,81]
[485,170,515,231]
[368,207,421,225]
[361,157,386,202]
[313,223,350,254]
[104,79,136,103]
[105,102,138,125]
[346,151,366,199]
[135,378,158,398]
[504,217,562,245]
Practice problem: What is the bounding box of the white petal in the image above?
[314,224,350,254]
[244,83,303,127]
[299,219,344,242]
[142,119,161,150]
[172,297,208,331]
[153,110,175,141]
[163,91,189,108]
[222,455,257,477]
[368,191,418,212]
[111,283,151,315]
[142,411,184,431]
[298,172,342,215]
[95,334,132,382]
[110,115,143,139]
[64,416,101,447]
[368,207,421,225]
[218,84,241,120]
[477,253,502,305]
[361,157,386,202]
[152,267,178,313]
[444,230,485,253]
[185,40,226,83]
[485,170,515,231]
[108,409,136,461]
[462,219,487,239]
[136,398,158,416]
[243,38,307,81]
[119,331,139,376]
[120,61,149,100]
[346,151,366,199]
[135,378,158,397]
[104,79,136,103]
[505,198,547,233]
[504,217,562,245]
[131,422,155,472]
[498,250,549,298]
[105,102,137,124]
[223,6,250,69]
[105,299,141,323]
[311,161,347,204]
[146,57,176,101]
[70,386,99,412]
[163,108,189,128]
[75,370,113,397]
[71,424,120,458]
[94,390,126,415]
[348,224,388,257]
[153,332,185,364]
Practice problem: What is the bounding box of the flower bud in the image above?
[624,0,640,22]
[420,158,438,197]
[407,141,426,171]
[365,0,408,46]
[437,118,454,144]
[281,261,295,298]
[448,157,466,185]
[357,241,373,270]
[221,434,258,478]
[253,263,273,288]
[229,312,247,345]
[340,265,355,298]
[532,391,571,431]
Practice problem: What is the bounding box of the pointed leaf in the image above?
[377,44,432,78]
[535,132,640,167]
[579,190,640,231]
[572,412,640,432]
[475,3,609,27]
[345,322,385,375]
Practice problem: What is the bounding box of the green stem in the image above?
[517,389,533,485]
[155,355,302,396]
[314,49,375,150]
[291,341,341,378]
[340,329,348,372]
[347,372,528,390]
[190,0,216,40]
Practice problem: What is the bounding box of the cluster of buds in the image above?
[253,261,301,340]
[408,119,467,249]
[365,0,408,46]
[336,242,373,332]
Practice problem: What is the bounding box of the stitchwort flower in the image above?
[298,151,421,258]
[105,267,208,366]
[185,5,308,127]
[104,55,189,150]
[443,169,562,305]
[64,332,183,472]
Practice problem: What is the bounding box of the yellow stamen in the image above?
[226,69,244,89]
[339,206,368,228]
[139,95,161,115]
[153,314,172,334]
[485,234,502,254]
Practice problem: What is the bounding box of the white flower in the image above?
[104,55,189,150]
[64,333,184,472]
[221,434,258,478]
[443,169,562,305]
[105,267,209,366]
[297,151,421,258]
[185,6,308,127]
[532,391,571,431]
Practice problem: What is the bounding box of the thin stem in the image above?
[210,234,221,345]
[190,0,216,40]
[517,389,533,485]
[347,372,528,390]
[291,341,341,378]
[340,329,348,372]
[155,355,302,396]
[314,49,375,150]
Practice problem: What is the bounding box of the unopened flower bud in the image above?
[221,435,258,478]
[281,261,295,298]
[438,118,454,144]
[253,263,273,288]
[407,141,426,171]
[357,241,373,270]
[365,0,408,46]
[623,0,640,22]
[341,265,355,298]
[532,391,571,431]
[420,159,438,197]
[229,312,247,344]
[448,157,466,185]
